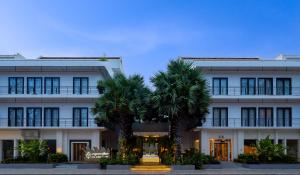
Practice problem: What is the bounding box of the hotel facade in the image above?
[0,54,299,162]
[0,54,122,162]
[183,55,300,161]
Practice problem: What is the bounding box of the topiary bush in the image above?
[48,153,68,163]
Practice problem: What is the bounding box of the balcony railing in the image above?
[0,86,100,96]
[210,87,298,96]
[201,118,300,128]
[0,118,99,128]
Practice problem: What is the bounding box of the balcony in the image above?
[200,118,300,129]
[0,86,100,101]
[210,87,300,102]
[0,118,101,129]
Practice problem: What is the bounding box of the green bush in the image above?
[48,153,68,163]
[99,157,110,169]
[1,156,30,163]
[160,152,174,165]
[235,154,259,164]
[18,140,48,162]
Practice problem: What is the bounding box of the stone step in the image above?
[131,165,171,171]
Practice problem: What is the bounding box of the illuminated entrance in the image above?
[209,139,232,161]
[141,136,160,163]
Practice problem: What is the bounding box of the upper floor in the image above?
[0,54,123,102]
[182,55,300,102]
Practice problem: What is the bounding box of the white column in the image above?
[237,130,244,155]
[56,130,64,153]
[274,131,278,144]
[91,130,100,149]
[233,131,238,159]
[0,140,3,162]
[13,138,18,158]
[200,130,209,155]
[283,138,287,155]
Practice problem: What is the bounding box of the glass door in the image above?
[71,142,89,161]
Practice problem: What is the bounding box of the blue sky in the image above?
[1,0,300,85]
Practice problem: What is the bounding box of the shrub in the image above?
[235,153,259,164]
[48,153,68,163]
[18,140,48,162]
[99,157,110,169]
[255,136,285,163]
[160,152,174,165]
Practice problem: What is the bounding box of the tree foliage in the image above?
[92,73,150,154]
[151,59,210,160]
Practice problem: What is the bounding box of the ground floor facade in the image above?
[0,129,102,162]
[198,129,300,161]
[0,128,299,162]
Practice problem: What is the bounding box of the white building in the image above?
[183,55,300,161]
[0,54,123,162]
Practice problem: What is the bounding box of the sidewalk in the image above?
[0,168,299,175]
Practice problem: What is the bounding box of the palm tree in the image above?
[151,59,210,161]
[92,74,150,155]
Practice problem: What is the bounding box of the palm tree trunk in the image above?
[170,116,182,162]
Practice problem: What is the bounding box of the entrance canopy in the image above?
[132,123,169,137]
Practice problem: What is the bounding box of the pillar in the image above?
[91,130,100,149]
[237,130,244,155]
[56,130,64,153]
[13,138,18,158]
[200,130,209,155]
[274,131,278,144]
[283,138,287,155]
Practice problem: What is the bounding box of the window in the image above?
[44,77,60,94]
[241,108,256,127]
[73,77,89,94]
[73,108,88,127]
[213,108,228,127]
[213,78,228,95]
[8,107,23,127]
[258,108,273,127]
[241,78,256,95]
[26,108,42,126]
[8,77,24,94]
[277,108,292,127]
[276,78,291,95]
[27,77,42,94]
[258,78,273,95]
[44,108,59,127]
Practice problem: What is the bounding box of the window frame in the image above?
[26,107,42,127]
[258,78,273,95]
[8,77,24,94]
[240,78,256,95]
[212,107,228,127]
[276,78,292,95]
[276,107,292,127]
[44,77,60,94]
[8,107,24,127]
[258,107,274,127]
[73,77,89,94]
[27,77,43,94]
[212,78,228,95]
[241,107,256,127]
[44,107,60,127]
[72,107,89,127]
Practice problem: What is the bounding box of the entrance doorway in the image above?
[210,139,231,161]
[71,141,90,161]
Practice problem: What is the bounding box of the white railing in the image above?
[0,118,99,128]
[201,118,300,128]
[209,87,299,96]
[0,86,100,96]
